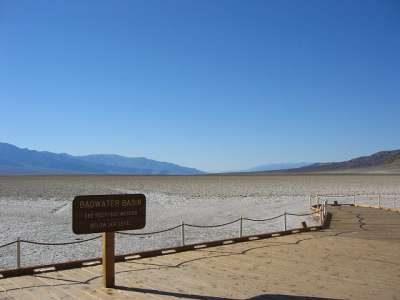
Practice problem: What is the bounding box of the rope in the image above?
[185,218,241,228]
[243,213,284,222]
[286,212,316,217]
[316,194,354,198]
[316,194,393,198]
[21,235,101,246]
[117,224,182,236]
[1,209,320,247]
[0,240,17,249]
[317,193,399,197]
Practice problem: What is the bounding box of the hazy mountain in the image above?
[78,154,201,175]
[0,142,203,175]
[282,150,400,174]
[246,162,312,172]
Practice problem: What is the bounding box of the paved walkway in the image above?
[0,206,399,300]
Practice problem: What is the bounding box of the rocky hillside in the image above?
[288,150,400,173]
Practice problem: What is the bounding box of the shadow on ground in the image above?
[115,285,342,300]
[250,296,341,300]
[1,231,351,294]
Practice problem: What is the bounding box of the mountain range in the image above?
[246,162,312,172]
[1,142,399,175]
[0,142,202,175]
[261,150,400,174]
[287,150,400,173]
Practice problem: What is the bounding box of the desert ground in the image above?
[1,205,399,300]
[0,174,399,270]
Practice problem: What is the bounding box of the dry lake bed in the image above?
[0,174,399,270]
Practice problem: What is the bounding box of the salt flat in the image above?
[0,175,399,270]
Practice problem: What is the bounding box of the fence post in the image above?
[17,237,21,269]
[394,199,396,209]
[353,193,356,205]
[321,203,324,223]
[320,205,323,225]
[181,220,185,246]
[239,216,243,238]
[378,194,381,208]
[284,212,287,231]
[309,195,312,208]
[317,196,320,208]
[321,202,324,221]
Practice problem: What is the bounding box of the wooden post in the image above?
[309,195,312,208]
[320,206,323,225]
[284,212,287,231]
[321,203,324,220]
[378,194,381,207]
[102,232,115,288]
[181,220,185,246]
[239,216,243,238]
[301,221,307,229]
[353,194,356,205]
[321,204,324,223]
[16,237,21,269]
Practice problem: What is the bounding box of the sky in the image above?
[1,0,399,172]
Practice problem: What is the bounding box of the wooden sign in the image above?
[72,194,146,234]
[72,194,146,288]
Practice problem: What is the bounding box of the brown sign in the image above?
[72,194,146,234]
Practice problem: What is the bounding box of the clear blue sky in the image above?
[1,0,399,172]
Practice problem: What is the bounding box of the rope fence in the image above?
[286,212,315,217]
[2,192,398,275]
[0,241,17,249]
[0,207,320,270]
[117,224,183,236]
[310,193,400,208]
[6,192,396,271]
[184,218,241,228]
[19,235,101,246]
[243,213,285,222]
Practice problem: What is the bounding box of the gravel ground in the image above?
[0,174,399,269]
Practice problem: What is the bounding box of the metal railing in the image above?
[0,208,318,271]
[309,193,399,209]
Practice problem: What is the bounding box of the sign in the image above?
[72,193,146,288]
[72,194,146,234]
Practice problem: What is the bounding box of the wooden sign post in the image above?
[102,232,115,288]
[72,194,146,288]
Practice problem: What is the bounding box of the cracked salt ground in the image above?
[0,175,399,270]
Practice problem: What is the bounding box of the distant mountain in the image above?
[78,154,202,175]
[283,150,400,174]
[0,142,203,175]
[246,162,312,172]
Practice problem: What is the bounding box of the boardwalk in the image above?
[0,206,399,300]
